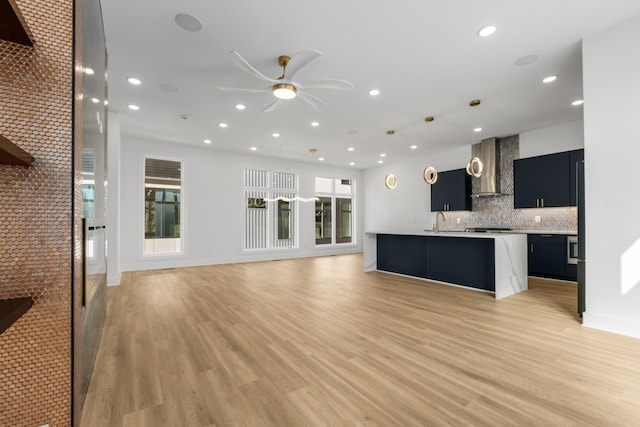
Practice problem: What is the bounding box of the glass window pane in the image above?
[336,197,352,243]
[277,200,291,240]
[144,159,182,255]
[315,197,332,245]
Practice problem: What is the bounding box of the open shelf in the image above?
[0,0,34,46]
[0,134,34,166]
[0,297,34,335]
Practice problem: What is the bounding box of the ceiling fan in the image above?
[217,50,354,113]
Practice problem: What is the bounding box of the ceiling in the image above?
[100,0,640,169]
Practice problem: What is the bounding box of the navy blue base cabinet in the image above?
[376,234,429,279]
[377,234,495,291]
[527,234,577,281]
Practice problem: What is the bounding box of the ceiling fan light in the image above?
[273,83,297,100]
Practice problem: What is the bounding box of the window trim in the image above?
[314,177,356,247]
[141,154,186,258]
[243,168,299,251]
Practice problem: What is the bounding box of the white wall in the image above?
[582,15,640,338]
[119,137,363,272]
[363,145,470,233]
[106,111,121,285]
[519,119,584,158]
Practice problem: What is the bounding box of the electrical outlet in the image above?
[456,217,461,224]
[534,215,541,223]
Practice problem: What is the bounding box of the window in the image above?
[277,200,292,240]
[315,197,332,244]
[244,169,297,250]
[315,177,354,245]
[144,158,182,255]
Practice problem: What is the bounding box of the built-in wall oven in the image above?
[567,235,578,265]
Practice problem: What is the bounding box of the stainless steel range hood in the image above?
[472,137,502,197]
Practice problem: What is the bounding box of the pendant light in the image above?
[466,99,484,177]
[423,116,438,184]
[383,130,398,190]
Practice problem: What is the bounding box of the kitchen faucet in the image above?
[435,211,446,233]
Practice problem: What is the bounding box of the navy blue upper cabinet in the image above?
[513,150,575,209]
[430,168,471,212]
[570,149,584,207]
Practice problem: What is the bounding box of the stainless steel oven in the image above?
[567,235,578,265]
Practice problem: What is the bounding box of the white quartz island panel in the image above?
[364,231,528,299]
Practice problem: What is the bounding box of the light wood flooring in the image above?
[81,254,640,426]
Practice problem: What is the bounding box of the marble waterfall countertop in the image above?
[364,231,528,299]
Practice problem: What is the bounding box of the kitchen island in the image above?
[364,231,527,299]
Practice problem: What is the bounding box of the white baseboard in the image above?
[582,312,640,340]
[120,248,363,273]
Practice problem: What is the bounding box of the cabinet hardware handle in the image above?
[530,244,534,253]
[541,198,544,207]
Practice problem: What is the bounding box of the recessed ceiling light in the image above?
[347,147,354,152]
[104,100,108,106]
[204,139,212,144]
[368,89,380,96]
[272,133,280,138]
[378,160,384,164]
[250,146,257,151]
[127,104,140,111]
[572,99,584,106]
[349,162,355,166]
[311,121,319,127]
[90,97,100,104]
[175,13,203,32]
[83,67,94,75]
[319,157,325,161]
[127,77,142,85]
[380,153,386,158]
[542,75,558,83]
[219,123,228,128]
[235,104,246,110]
[410,145,418,150]
[474,127,483,132]
[477,25,497,37]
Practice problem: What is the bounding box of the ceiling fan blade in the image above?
[261,98,286,113]
[284,50,322,80]
[229,50,278,83]
[216,86,271,93]
[296,79,355,91]
[297,91,324,112]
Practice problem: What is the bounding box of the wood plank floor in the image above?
[81,254,640,426]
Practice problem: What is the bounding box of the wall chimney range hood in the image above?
[472,137,502,197]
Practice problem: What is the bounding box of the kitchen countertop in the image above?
[366,230,576,236]
[506,229,577,235]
